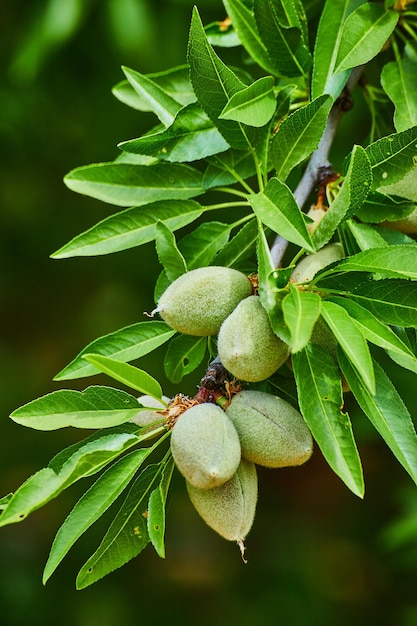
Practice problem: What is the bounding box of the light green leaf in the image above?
[0,494,12,510]
[179,221,232,269]
[339,353,417,487]
[355,191,416,223]
[271,95,332,181]
[292,344,364,497]
[334,4,399,74]
[64,162,205,208]
[83,355,162,400]
[282,286,321,353]
[203,149,256,189]
[118,102,230,162]
[312,0,365,99]
[51,199,205,258]
[346,221,389,250]
[155,221,187,282]
[213,218,258,268]
[312,145,372,248]
[164,335,207,384]
[249,177,315,252]
[366,125,417,189]
[54,321,175,381]
[219,76,276,127]
[148,456,175,558]
[336,245,417,279]
[350,279,417,328]
[0,428,141,527]
[222,0,278,75]
[76,463,162,589]
[43,449,148,583]
[254,0,311,78]
[10,386,141,431]
[121,66,181,127]
[321,300,375,394]
[381,58,417,132]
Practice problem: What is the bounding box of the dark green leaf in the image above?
[179,222,232,269]
[203,150,256,188]
[155,221,187,283]
[83,355,163,400]
[292,344,364,497]
[282,286,321,352]
[381,58,417,132]
[212,218,258,268]
[350,279,417,328]
[365,126,417,189]
[356,191,416,223]
[336,245,417,279]
[164,335,207,384]
[219,76,276,127]
[148,456,175,558]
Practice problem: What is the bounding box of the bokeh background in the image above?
[2,1,417,625]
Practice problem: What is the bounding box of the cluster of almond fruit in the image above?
[141,244,343,552]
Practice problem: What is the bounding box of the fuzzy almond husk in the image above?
[291,243,344,283]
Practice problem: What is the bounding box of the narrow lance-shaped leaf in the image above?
[148,456,175,558]
[43,449,150,584]
[339,352,417,487]
[355,191,416,223]
[381,58,417,132]
[83,354,163,401]
[64,162,205,208]
[311,0,365,100]
[155,221,187,283]
[10,386,142,431]
[271,95,332,181]
[179,221,233,269]
[51,199,205,259]
[334,4,399,74]
[249,178,315,252]
[312,145,372,248]
[219,76,276,127]
[0,428,141,527]
[76,462,163,589]
[292,344,364,498]
[366,125,417,189]
[121,66,182,126]
[321,300,375,394]
[350,279,417,329]
[282,286,321,353]
[335,245,417,279]
[346,221,388,251]
[164,335,207,384]
[54,321,175,382]
[213,218,258,268]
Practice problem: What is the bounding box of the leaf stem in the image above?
[204,201,250,210]
[215,187,250,199]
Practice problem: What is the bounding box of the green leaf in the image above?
[249,177,315,252]
[321,300,375,394]
[83,355,162,400]
[334,5,399,74]
[64,162,205,208]
[339,353,417,487]
[346,221,389,250]
[43,449,148,583]
[188,7,256,150]
[54,321,175,381]
[222,0,278,75]
[350,279,417,328]
[292,344,364,497]
[282,286,321,353]
[254,0,311,78]
[51,199,205,258]
[118,102,230,162]
[336,245,417,279]
[179,221,232,269]
[271,95,332,181]
[112,65,196,110]
[164,335,207,384]
[76,463,162,589]
[121,66,182,127]
[10,386,142,431]
[219,76,276,127]
[213,218,258,268]
[148,456,175,558]
[381,58,417,132]
[203,149,256,189]
[206,20,241,47]
[312,145,372,248]
[311,0,365,100]
[155,221,187,282]
[0,494,12,510]
[365,126,417,189]
[0,429,141,527]
[356,191,416,223]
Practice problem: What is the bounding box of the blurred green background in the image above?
[2,1,417,625]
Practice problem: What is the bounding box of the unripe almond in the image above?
[170,403,241,489]
[187,458,258,542]
[217,295,289,382]
[130,394,170,427]
[157,266,252,336]
[291,243,344,283]
[226,390,313,468]
[383,208,417,233]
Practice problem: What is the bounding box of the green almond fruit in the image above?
[187,458,258,543]
[157,266,252,336]
[291,243,344,283]
[226,390,313,468]
[170,402,241,489]
[218,296,289,382]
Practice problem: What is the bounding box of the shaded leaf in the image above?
[365,125,417,189]
[350,279,417,328]
[212,218,258,268]
[381,58,417,132]
[179,222,232,269]
[148,456,175,558]
[356,191,416,223]
[164,335,207,384]
[346,221,389,250]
